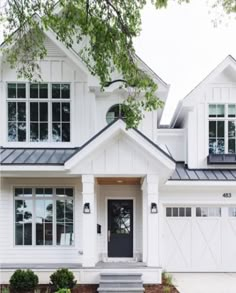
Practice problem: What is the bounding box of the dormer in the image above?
[172,55,236,169]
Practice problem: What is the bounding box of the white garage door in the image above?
[162,206,236,272]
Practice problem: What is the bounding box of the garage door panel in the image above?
[192,219,221,269]
[164,219,192,270]
[222,218,236,269]
[163,206,236,272]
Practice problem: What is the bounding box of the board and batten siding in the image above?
[186,83,236,169]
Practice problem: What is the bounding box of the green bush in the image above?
[55,289,71,293]
[50,268,77,290]
[9,269,39,292]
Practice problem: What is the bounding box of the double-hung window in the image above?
[7,83,71,142]
[14,187,74,246]
[209,104,236,154]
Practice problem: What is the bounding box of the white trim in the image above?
[65,120,175,172]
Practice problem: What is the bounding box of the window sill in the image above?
[207,154,236,164]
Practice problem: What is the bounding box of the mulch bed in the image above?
[1,284,179,292]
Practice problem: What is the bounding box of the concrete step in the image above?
[100,273,142,281]
[98,273,144,293]
[97,287,144,293]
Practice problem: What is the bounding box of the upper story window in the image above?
[106,104,126,124]
[209,104,236,154]
[7,83,71,143]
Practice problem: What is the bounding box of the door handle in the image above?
[108,230,111,242]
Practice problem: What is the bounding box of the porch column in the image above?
[82,174,97,267]
[142,174,159,267]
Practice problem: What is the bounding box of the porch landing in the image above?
[0,262,162,285]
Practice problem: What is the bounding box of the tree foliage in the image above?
[0,0,235,127]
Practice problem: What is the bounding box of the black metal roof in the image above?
[0,147,78,165]
[170,162,236,181]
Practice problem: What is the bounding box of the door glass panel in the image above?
[111,202,131,234]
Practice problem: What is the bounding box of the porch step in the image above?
[97,273,144,293]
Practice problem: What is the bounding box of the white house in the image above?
[1,23,236,289]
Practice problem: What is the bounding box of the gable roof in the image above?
[0,119,175,167]
[171,55,236,127]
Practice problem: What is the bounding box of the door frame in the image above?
[105,196,136,261]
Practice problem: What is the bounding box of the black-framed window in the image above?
[106,104,127,124]
[14,187,74,246]
[7,83,71,142]
[208,104,236,154]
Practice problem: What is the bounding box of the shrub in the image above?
[55,289,71,293]
[50,268,77,290]
[9,269,39,292]
[162,271,173,286]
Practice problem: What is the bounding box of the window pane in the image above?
[209,121,216,137]
[8,83,16,98]
[30,123,39,141]
[40,123,48,141]
[228,104,236,117]
[196,207,201,217]
[209,104,216,117]
[217,121,224,137]
[45,223,53,245]
[217,104,224,117]
[57,200,65,222]
[229,208,236,217]
[30,84,38,99]
[217,139,225,154]
[56,188,65,197]
[228,121,235,137]
[52,123,61,142]
[15,223,23,245]
[52,84,60,99]
[8,102,16,121]
[18,102,26,121]
[186,208,191,217]
[24,188,32,197]
[57,223,65,245]
[15,188,24,197]
[8,122,17,141]
[166,208,171,217]
[65,188,73,197]
[65,223,74,245]
[228,139,235,154]
[24,200,33,221]
[61,84,70,99]
[173,208,178,217]
[62,123,70,142]
[36,188,44,197]
[209,139,217,154]
[39,84,48,99]
[18,123,26,141]
[17,84,26,99]
[45,188,53,197]
[65,200,73,222]
[179,208,185,217]
[62,103,70,122]
[40,103,48,121]
[52,103,61,121]
[36,222,44,245]
[24,223,32,245]
[30,103,38,121]
[45,200,53,222]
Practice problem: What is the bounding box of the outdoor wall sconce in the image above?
[83,203,91,214]
[151,202,158,214]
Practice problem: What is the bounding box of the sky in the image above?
[134,0,236,124]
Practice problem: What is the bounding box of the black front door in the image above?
[108,200,133,257]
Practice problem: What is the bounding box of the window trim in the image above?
[6,82,72,144]
[13,186,75,248]
[208,103,236,154]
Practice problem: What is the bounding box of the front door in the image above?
[108,200,133,257]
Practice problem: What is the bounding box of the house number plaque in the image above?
[223,193,232,198]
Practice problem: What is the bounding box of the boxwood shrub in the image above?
[50,268,77,290]
[9,269,38,292]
